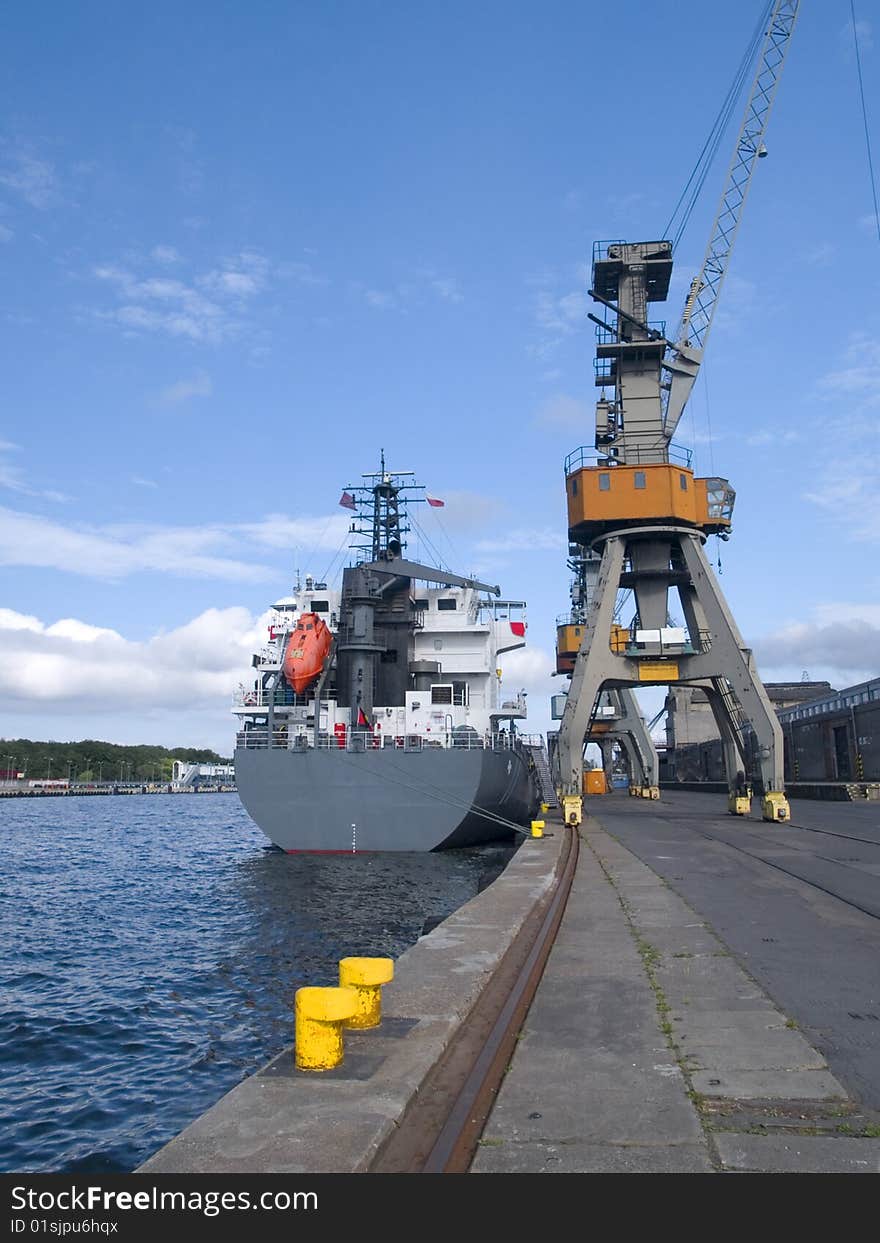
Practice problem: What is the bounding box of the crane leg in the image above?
[678,537,789,822]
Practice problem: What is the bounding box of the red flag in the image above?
[426,495,445,508]
[356,707,370,726]
[339,491,357,510]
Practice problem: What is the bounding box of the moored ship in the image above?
[233,456,546,851]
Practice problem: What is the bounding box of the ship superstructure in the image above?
[233,457,543,850]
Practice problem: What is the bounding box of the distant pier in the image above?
[0,781,236,798]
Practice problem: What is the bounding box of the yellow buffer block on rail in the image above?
[566,464,733,538]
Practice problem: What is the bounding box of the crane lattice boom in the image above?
[662,0,800,443]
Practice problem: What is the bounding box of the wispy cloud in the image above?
[151,245,181,265]
[363,287,396,310]
[0,441,70,502]
[840,19,873,53]
[91,250,274,344]
[816,336,880,408]
[277,259,329,286]
[0,505,353,581]
[198,250,269,298]
[474,527,567,554]
[745,428,800,447]
[355,267,463,313]
[803,241,836,266]
[803,450,880,542]
[526,265,589,359]
[535,290,586,336]
[0,141,58,209]
[159,370,213,405]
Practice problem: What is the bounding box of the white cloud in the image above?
[498,645,557,736]
[0,504,353,582]
[0,606,265,715]
[159,370,213,404]
[752,602,880,684]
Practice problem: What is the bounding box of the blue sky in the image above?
[1,1,878,753]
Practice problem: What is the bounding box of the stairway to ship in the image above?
[523,740,558,808]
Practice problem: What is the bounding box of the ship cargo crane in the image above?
[554,0,800,826]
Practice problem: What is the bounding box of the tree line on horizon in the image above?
[0,738,231,783]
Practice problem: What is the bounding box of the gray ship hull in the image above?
[234,744,539,851]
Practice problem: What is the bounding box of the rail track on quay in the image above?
[644,809,880,924]
[369,815,579,1173]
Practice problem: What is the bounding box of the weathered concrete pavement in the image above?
[473,815,880,1174]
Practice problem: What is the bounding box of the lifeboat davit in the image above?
[282,612,332,694]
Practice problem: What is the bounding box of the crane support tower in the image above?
[555,0,799,828]
[554,550,659,792]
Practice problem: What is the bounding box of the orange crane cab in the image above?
[282,613,332,694]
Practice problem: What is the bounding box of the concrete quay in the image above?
[138,820,568,1174]
[140,793,880,1175]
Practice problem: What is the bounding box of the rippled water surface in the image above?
[0,793,514,1173]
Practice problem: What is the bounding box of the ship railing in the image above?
[235,729,525,752]
[233,687,317,709]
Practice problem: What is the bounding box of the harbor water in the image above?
[0,792,515,1173]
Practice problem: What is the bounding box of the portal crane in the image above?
[554,0,800,827]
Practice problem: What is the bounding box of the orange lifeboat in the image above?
[282,612,332,694]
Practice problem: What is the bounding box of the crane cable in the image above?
[850,0,880,245]
[662,1,773,250]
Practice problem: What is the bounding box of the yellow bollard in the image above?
[294,986,357,1069]
[338,957,394,1029]
[531,819,545,838]
[540,802,549,814]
